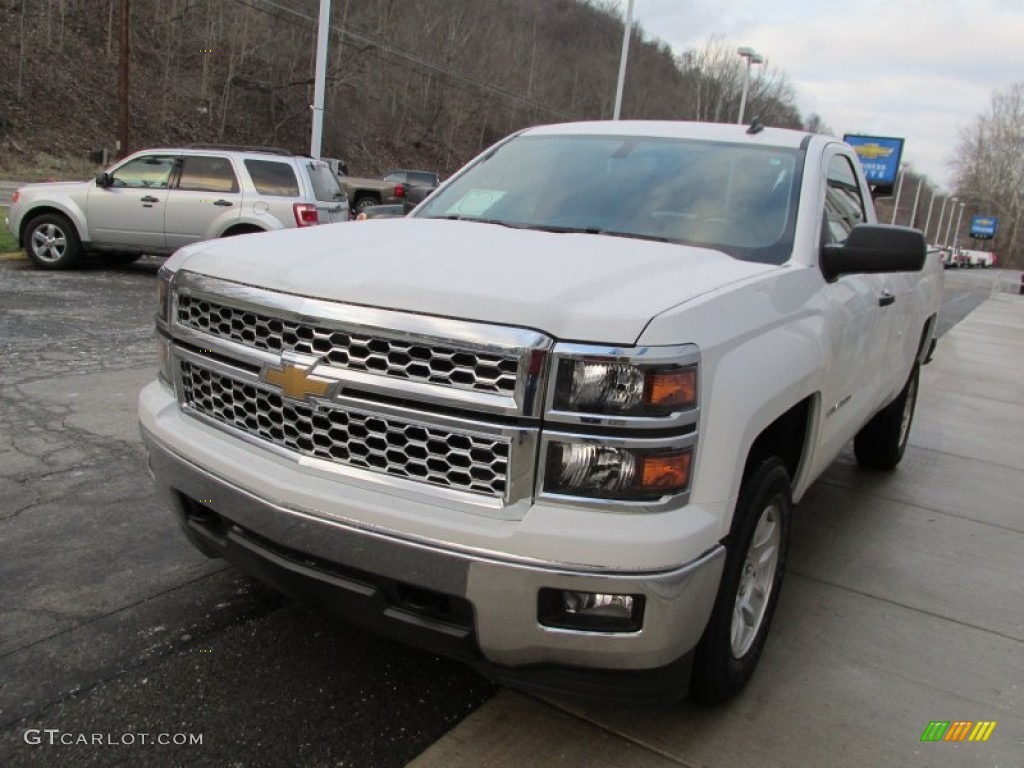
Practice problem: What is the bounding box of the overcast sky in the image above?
[626,0,1023,189]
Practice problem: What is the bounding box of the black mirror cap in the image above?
[821,224,926,282]
[95,172,111,188]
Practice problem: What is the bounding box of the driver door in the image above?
[86,154,178,249]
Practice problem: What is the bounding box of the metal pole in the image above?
[310,0,331,158]
[922,190,937,242]
[943,198,958,247]
[909,177,924,228]
[934,197,948,245]
[952,203,966,250]
[889,169,906,225]
[117,0,130,159]
[737,56,752,125]
[612,0,634,120]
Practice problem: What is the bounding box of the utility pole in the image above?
[922,189,937,243]
[310,0,331,158]
[117,0,130,158]
[612,0,635,120]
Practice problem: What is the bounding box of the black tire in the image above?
[690,457,792,705]
[354,195,379,212]
[853,363,920,470]
[24,213,82,269]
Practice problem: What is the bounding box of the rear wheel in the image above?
[354,195,379,212]
[690,457,792,705]
[25,213,82,269]
[854,363,920,470]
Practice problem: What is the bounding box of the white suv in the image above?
[6,145,349,269]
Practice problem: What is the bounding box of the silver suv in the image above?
[6,145,349,269]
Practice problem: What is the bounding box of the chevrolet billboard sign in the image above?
[844,134,905,189]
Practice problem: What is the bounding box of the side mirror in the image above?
[821,224,926,282]
[95,172,112,188]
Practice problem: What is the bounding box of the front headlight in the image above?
[156,266,174,329]
[156,267,175,387]
[543,441,692,501]
[547,343,699,422]
[555,359,696,416]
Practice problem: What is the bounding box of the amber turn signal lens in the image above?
[644,369,696,409]
[639,451,692,492]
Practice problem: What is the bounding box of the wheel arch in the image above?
[19,203,88,247]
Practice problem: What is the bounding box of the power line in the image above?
[233,0,581,121]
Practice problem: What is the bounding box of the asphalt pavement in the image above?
[1,256,1019,767]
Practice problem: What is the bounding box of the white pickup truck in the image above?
[139,121,943,704]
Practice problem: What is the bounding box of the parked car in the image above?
[322,158,408,213]
[382,169,440,191]
[354,204,406,220]
[5,145,348,270]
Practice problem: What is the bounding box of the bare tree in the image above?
[950,82,1024,267]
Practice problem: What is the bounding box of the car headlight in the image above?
[547,344,699,420]
[543,441,692,501]
[156,267,175,387]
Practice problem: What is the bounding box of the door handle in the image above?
[879,292,895,307]
[140,195,159,203]
[214,199,234,207]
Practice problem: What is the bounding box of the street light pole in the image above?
[952,202,966,251]
[309,0,331,158]
[890,165,908,225]
[922,189,937,243]
[909,177,925,228]
[943,197,958,247]
[612,0,635,120]
[934,197,948,245]
[736,47,764,124]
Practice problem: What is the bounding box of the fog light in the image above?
[538,588,644,632]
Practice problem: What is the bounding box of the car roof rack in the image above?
[186,143,294,156]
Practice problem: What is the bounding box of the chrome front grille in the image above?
[180,361,510,498]
[177,294,519,395]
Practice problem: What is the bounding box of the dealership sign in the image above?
[843,134,905,188]
[969,216,998,239]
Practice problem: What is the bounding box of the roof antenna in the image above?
[747,117,764,135]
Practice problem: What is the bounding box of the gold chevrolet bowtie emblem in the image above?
[853,142,895,160]
[262,362,334,401]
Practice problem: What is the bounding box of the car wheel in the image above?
[853,363,920,470]
[25,213,82,270]
[354,196,379,212]
[690,457,791,705]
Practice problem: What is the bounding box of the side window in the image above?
[177,156,239,193]
[382,171,406,184]
[109,156,176,189]
[823,155,866,245]
[245,160,300,197]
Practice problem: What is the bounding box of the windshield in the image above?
[415,134,803,264]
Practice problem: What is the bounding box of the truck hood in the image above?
[168,219,777,344]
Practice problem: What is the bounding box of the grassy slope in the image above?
[0,207,20,252]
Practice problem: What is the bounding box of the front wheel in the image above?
[25,213,82,269]
[690,457,792,705]
[854,363,920,470]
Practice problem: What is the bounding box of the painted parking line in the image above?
[0,251,25,260]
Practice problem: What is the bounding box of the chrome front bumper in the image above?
[142,426,724,697]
